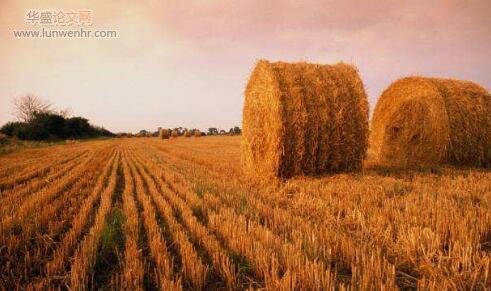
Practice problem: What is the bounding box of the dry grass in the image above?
[242,60,369,179]
[371,77,491,168]
[0,136,489,290]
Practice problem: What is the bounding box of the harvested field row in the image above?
[0,137,489,290]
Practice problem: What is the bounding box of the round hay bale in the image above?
[184,130,192,137]
[171,130,179,138]
[371,77,491,167]
[242,60,369,178]
[194,130,201,137]
[159,129,170,139]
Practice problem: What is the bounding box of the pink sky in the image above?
[1,0,490,133]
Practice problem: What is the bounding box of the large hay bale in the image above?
[184,130,192,137]
[242,60,369,178]
[194,130,201,137]
[371,77,491,167]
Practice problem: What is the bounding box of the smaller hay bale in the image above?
[371,77,491,167]
[164,129,171,139]
[159,129,170,139]
[194,130,201,137]
[184,130,192,137]
[171,130,179,138]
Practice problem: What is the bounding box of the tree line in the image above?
[118,126,241,138]
[0,95,114,141]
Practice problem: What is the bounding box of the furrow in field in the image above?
[69,150,120,290]
[138,149,284,288]
[130,152,224,289]
[91,150,126,290]
[146,141,241,177]
[0,148,112,247]
[135,146,344,290]
[142,146,340,251]
[0,147,115,289]
[132,150,240,289]
[129,151,219,290]
[119,149,144,290]
[0,150,93,216]
[0,144,88,179]
[41,150,118,281]
[0,147,107,237]
[144,146,361,287]
[0,148,89,191]
[125,150,182,290]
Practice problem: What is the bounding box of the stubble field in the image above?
[0,136,489,290]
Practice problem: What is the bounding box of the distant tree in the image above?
[0,121,29,139]
[173,127,182,136]
[12,95,52,122]
[233,126,241,135]
[65,117,92,138]
[93,126,114,137]
[137,130,148,137]
[1,111,114,141]
[28,112,66,140]
[208,128,218,135]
